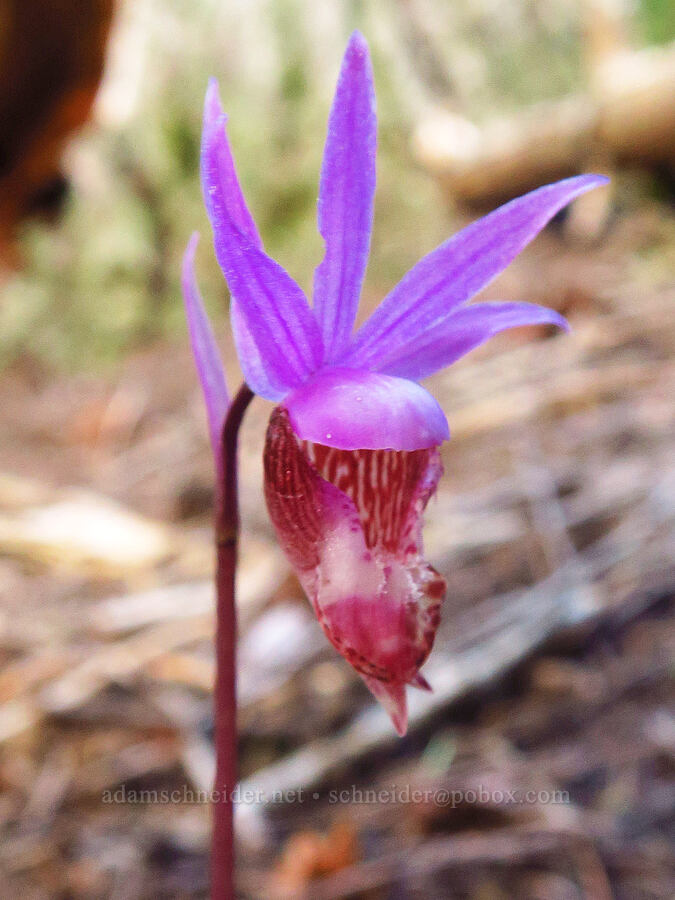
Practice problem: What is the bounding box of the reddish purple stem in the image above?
[212,383,254,900]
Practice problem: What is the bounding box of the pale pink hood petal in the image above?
[283,368,449,451]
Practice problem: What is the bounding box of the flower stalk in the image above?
[212,382,253,900]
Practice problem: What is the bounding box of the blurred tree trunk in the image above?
[0,0,114,263]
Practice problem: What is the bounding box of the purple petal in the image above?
[312,31,376,361]
[342,175,608,367]
[229,302,290,401]
[203,79,263,250]
[181,233,230,460]
[201,82,324,397]
[283,367,449,451]
[375,302,569,381]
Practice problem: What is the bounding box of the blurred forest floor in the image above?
[0,1,674,898]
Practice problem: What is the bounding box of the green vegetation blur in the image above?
[1,0,672,372]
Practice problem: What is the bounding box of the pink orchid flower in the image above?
[182,32,608,735]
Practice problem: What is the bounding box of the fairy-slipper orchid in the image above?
[182,31,608,733]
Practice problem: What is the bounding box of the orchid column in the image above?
[182,30,607,899]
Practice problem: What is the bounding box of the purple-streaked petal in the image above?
[312,31,376,361]
[181,233,230,460]
[201,83,324,397]
[342,175,608,367]
[229,302,289,401]
[203,79,263,250]
[374,301,569,381]
[202,82,307,399]
[283,367,449,451]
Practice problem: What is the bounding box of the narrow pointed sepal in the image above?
[344,174,608,368]
[203,79,264,249]
[375,300,570,382]
[181,233,230,467]
[313,31,376,361]
[362,675,408,736]
[201,81,324,397]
